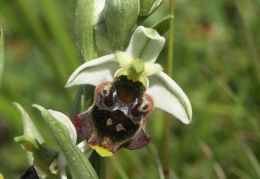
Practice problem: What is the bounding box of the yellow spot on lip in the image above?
[91,145,113,157]
[107,118,112,125]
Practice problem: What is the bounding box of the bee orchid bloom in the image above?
[66,26,192,157]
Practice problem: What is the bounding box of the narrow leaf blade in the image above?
[33,104,98,179]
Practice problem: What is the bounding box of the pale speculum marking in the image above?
[116,124,126,132]
[107,118,113,126]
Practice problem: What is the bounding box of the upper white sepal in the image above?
[125,26,165,63]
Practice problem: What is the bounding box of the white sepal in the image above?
[65,54,119,87]
[147,71,192,124]
[125,26,165,63]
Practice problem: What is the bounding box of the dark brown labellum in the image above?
[73,75,154,154]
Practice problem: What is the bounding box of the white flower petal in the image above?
[125,26,165,63]
[147,71,192,124]
[48,110,77,143]
[65,54,119,87]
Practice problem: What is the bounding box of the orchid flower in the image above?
[66,26,192,157]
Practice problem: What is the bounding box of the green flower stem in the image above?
[163,0,175,178]
[75,0,103,177]
[0,27,4,89]
[75,0,96,110]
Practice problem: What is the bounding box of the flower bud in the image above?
[104,0,139,51]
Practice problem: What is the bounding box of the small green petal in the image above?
[138,73,149,88]
[115,51,133,68]
[144,63,163,76]
[114,68,148,88]
[114,67,129,77]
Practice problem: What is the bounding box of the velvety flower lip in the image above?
[73,77,154,156]
[66,26,192,124]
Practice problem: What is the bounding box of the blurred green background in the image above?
[0,0,260,178]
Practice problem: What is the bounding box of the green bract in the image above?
[33,104,97,179]
[66,26,192,124]
[14,135,58,179]
[14,102,95,179]
[139,0,164,16]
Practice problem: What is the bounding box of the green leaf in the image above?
[33,104,98,179]
[151,14,174,36]
[14,135,58,179]
[75,0,96,62]
[0,27,4,89]
[13,102,44,165]
[105,0,139,51]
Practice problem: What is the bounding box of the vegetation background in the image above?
[0,0,260,178]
